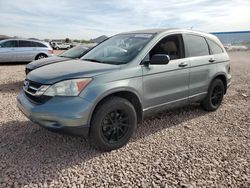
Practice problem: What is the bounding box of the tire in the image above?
[201,79,225,111]
[35,54,47,60]
[89,97,137,151]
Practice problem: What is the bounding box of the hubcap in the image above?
[211,85,223,106]
[38,55,45,59]
[101,110,129,143]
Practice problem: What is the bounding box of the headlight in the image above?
[43,78,92,96]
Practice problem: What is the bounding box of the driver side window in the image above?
[148,34,184,61]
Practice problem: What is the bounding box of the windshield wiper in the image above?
[82,58,102,63]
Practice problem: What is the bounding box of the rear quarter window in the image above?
[206,39,224,54]
[183,34,209,57]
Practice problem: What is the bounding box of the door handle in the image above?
[178,62,188,67]
[209,58,216,63]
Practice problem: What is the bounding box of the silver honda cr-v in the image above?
[17,29,231,151]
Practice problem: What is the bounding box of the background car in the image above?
[25,45,90,74]
[50,42,71,50]
[0,39,53,63]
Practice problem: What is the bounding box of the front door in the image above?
[142,34,190,113]
[0,40,18,62]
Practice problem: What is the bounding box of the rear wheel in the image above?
[35,54,47,60]
[201,79,225,111]
[89,97,137,151]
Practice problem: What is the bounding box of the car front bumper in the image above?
[17,91,93,137]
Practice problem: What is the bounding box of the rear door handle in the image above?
[178,62,188,67]
[209,58,216,63]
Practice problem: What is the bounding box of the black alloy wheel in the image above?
[201,78,225,111]
[210,85,224,107]
[101,110,129,143]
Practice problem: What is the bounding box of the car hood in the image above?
[27,59,120,84]
[26,56,71,70]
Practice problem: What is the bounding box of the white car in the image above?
[0,39,53,63]
[51,42,71,50]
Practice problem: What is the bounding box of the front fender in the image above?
[80,76,143,125]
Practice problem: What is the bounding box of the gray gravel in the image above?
[0,51,250,187]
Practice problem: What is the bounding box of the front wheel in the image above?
[201,79,225,111]
[89,97,137,151]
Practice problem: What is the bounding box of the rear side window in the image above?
[19,40,34,47]
[206,39,224,54]
[1,40,18,48]
[35,42,47,47]
[183,34,209,57]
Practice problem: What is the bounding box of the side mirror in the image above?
[150,54,170,65]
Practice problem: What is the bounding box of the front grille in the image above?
[25,92,52,104]
[26,80,42,95]
[24,80,52,104]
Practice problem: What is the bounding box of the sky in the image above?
[0,0,249,40]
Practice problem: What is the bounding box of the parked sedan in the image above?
[0,39,53,63]
[25,45,90,74]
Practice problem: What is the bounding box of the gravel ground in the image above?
[0,51,249,187]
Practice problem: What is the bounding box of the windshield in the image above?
[59,46,88,58]
[81,33,155,65]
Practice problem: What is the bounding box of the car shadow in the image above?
[0,120,101,186]
[0,103,207,186]
[133,103,207,141]
[0,62,30,65]
[0,80,23,93]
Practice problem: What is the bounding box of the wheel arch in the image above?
[35,53,47,60]
[210,73,227,94]
[88,89,143,127]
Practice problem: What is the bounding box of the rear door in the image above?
[0,40,18,62]
[183,34,212,98]
[142,34,190,112]
[17,40,37,61]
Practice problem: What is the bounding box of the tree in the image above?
[65,38,71,43]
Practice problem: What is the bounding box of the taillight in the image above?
[48,50,53,54]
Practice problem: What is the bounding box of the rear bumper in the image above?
[17,91,93,137]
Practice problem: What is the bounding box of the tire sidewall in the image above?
[90,97,137,151]
[207,79,225,109]
[36,54,46,60]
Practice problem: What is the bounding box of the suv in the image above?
[0,39,53,63]
[17,29,231,151]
